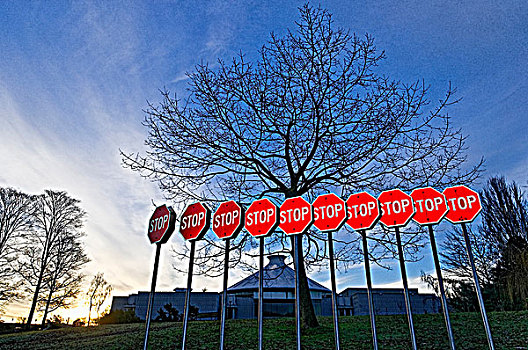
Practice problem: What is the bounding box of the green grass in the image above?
[1,311,527,349]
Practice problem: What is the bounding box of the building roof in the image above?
[227,255,331,293]
[339,287,420,295]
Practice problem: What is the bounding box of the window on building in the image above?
[255,300,295,317]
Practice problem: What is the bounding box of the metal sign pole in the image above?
[395,227,417,350]
[461,223,495,350]
[143,243,162,350]
[293,234,302,350]
[181,240,196,350]
[219,238,231,350]
[328,231,341,350]
[258,236,264,350]
[361,230,378,350]
[428,225,456,350]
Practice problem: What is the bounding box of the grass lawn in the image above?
[1,311,527,349]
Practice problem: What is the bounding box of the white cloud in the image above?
[0,77,176,312]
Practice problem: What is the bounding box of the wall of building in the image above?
[111,288,440,321]
[113,291,220,321]
[338,288,441,316]
[226,288,331,319]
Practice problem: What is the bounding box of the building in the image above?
[111,255,440,320]
[111,289,220,321]
[225,255,332,319]
[338,288,441,316]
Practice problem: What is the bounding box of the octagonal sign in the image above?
[378,189,415,227]
[411,187,449,225]
[212,200,244,240]
[279,196,313,235]
[148,204,176,244]
[245,199,279,238]
[180,202,211,241]
[443,185,482,223]
[312,193,347,232]
[346,192,381,231]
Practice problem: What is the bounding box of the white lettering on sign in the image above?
[181,212,205,230]
[214,210,239,228]
[415,197,443,212]
[448,195,477,211]
[314,203,343,221]
[382,199,411,215]
[150,214,169,232]
[247,208,275,226]
[347,202,376,219]
[280,207,310,224]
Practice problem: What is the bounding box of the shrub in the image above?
[97,309,141,324]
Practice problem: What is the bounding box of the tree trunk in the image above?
[87,298,93,326]
[291,235,320,328]
[41,273,57,327]
[41,289,52,327]
[26,253,47,329]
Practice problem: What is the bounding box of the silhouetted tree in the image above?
[16,190,86,328]
[0,187,35,310]
[483,177,528,309]
[38,231,89,326]
[98,309,141,324]
[493,236,528,309]
[438,176,528,310]
[86,273,112,326]
[441,225,495,285]
[155,303,182,322]
[122,4,481,327]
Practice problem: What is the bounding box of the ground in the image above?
[0,311,527,349]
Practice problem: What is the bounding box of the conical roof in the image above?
[227,255,330,292]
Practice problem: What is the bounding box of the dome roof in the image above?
[227,255,330,293]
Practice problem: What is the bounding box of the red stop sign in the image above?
[212,200,244,240]
[279,197,313,235]
[148,204,176,244]
[411,187,448,225]
[312,193,346,232]
[378,189,415,227]
[443,185,482,223]
[346,192,381,230]
[180,202,211,241]
[245,199,279,237]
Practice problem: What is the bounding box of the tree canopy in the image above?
[439,176,528,311]
[122,4,481,327]
[0,188,35,310]
[16,190,87,328]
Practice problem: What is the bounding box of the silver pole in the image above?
[461,223,495,350]
[181,240,196,350]
[258,237,264,350]
[328,231,341,350]
[143,243,161,350]
[219,238,231,350]
[428,225,456,350]
[293,234,302,350]
[361,230,378,350]
[395,227,417,350]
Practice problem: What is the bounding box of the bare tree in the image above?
[16,190,86,328]
[440,225,496,285]
[122,4,481,327]
[439,176,528,310]
[86,273,112,326]
[38,231,89,326]
[0,188,35,311]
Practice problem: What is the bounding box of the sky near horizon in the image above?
[1,1,527,321]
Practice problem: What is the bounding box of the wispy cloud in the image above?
[1,0,527,323]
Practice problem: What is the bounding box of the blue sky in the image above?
[1,1,527,320]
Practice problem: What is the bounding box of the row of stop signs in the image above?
[146,185,494,350]
[179,185,481,241]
